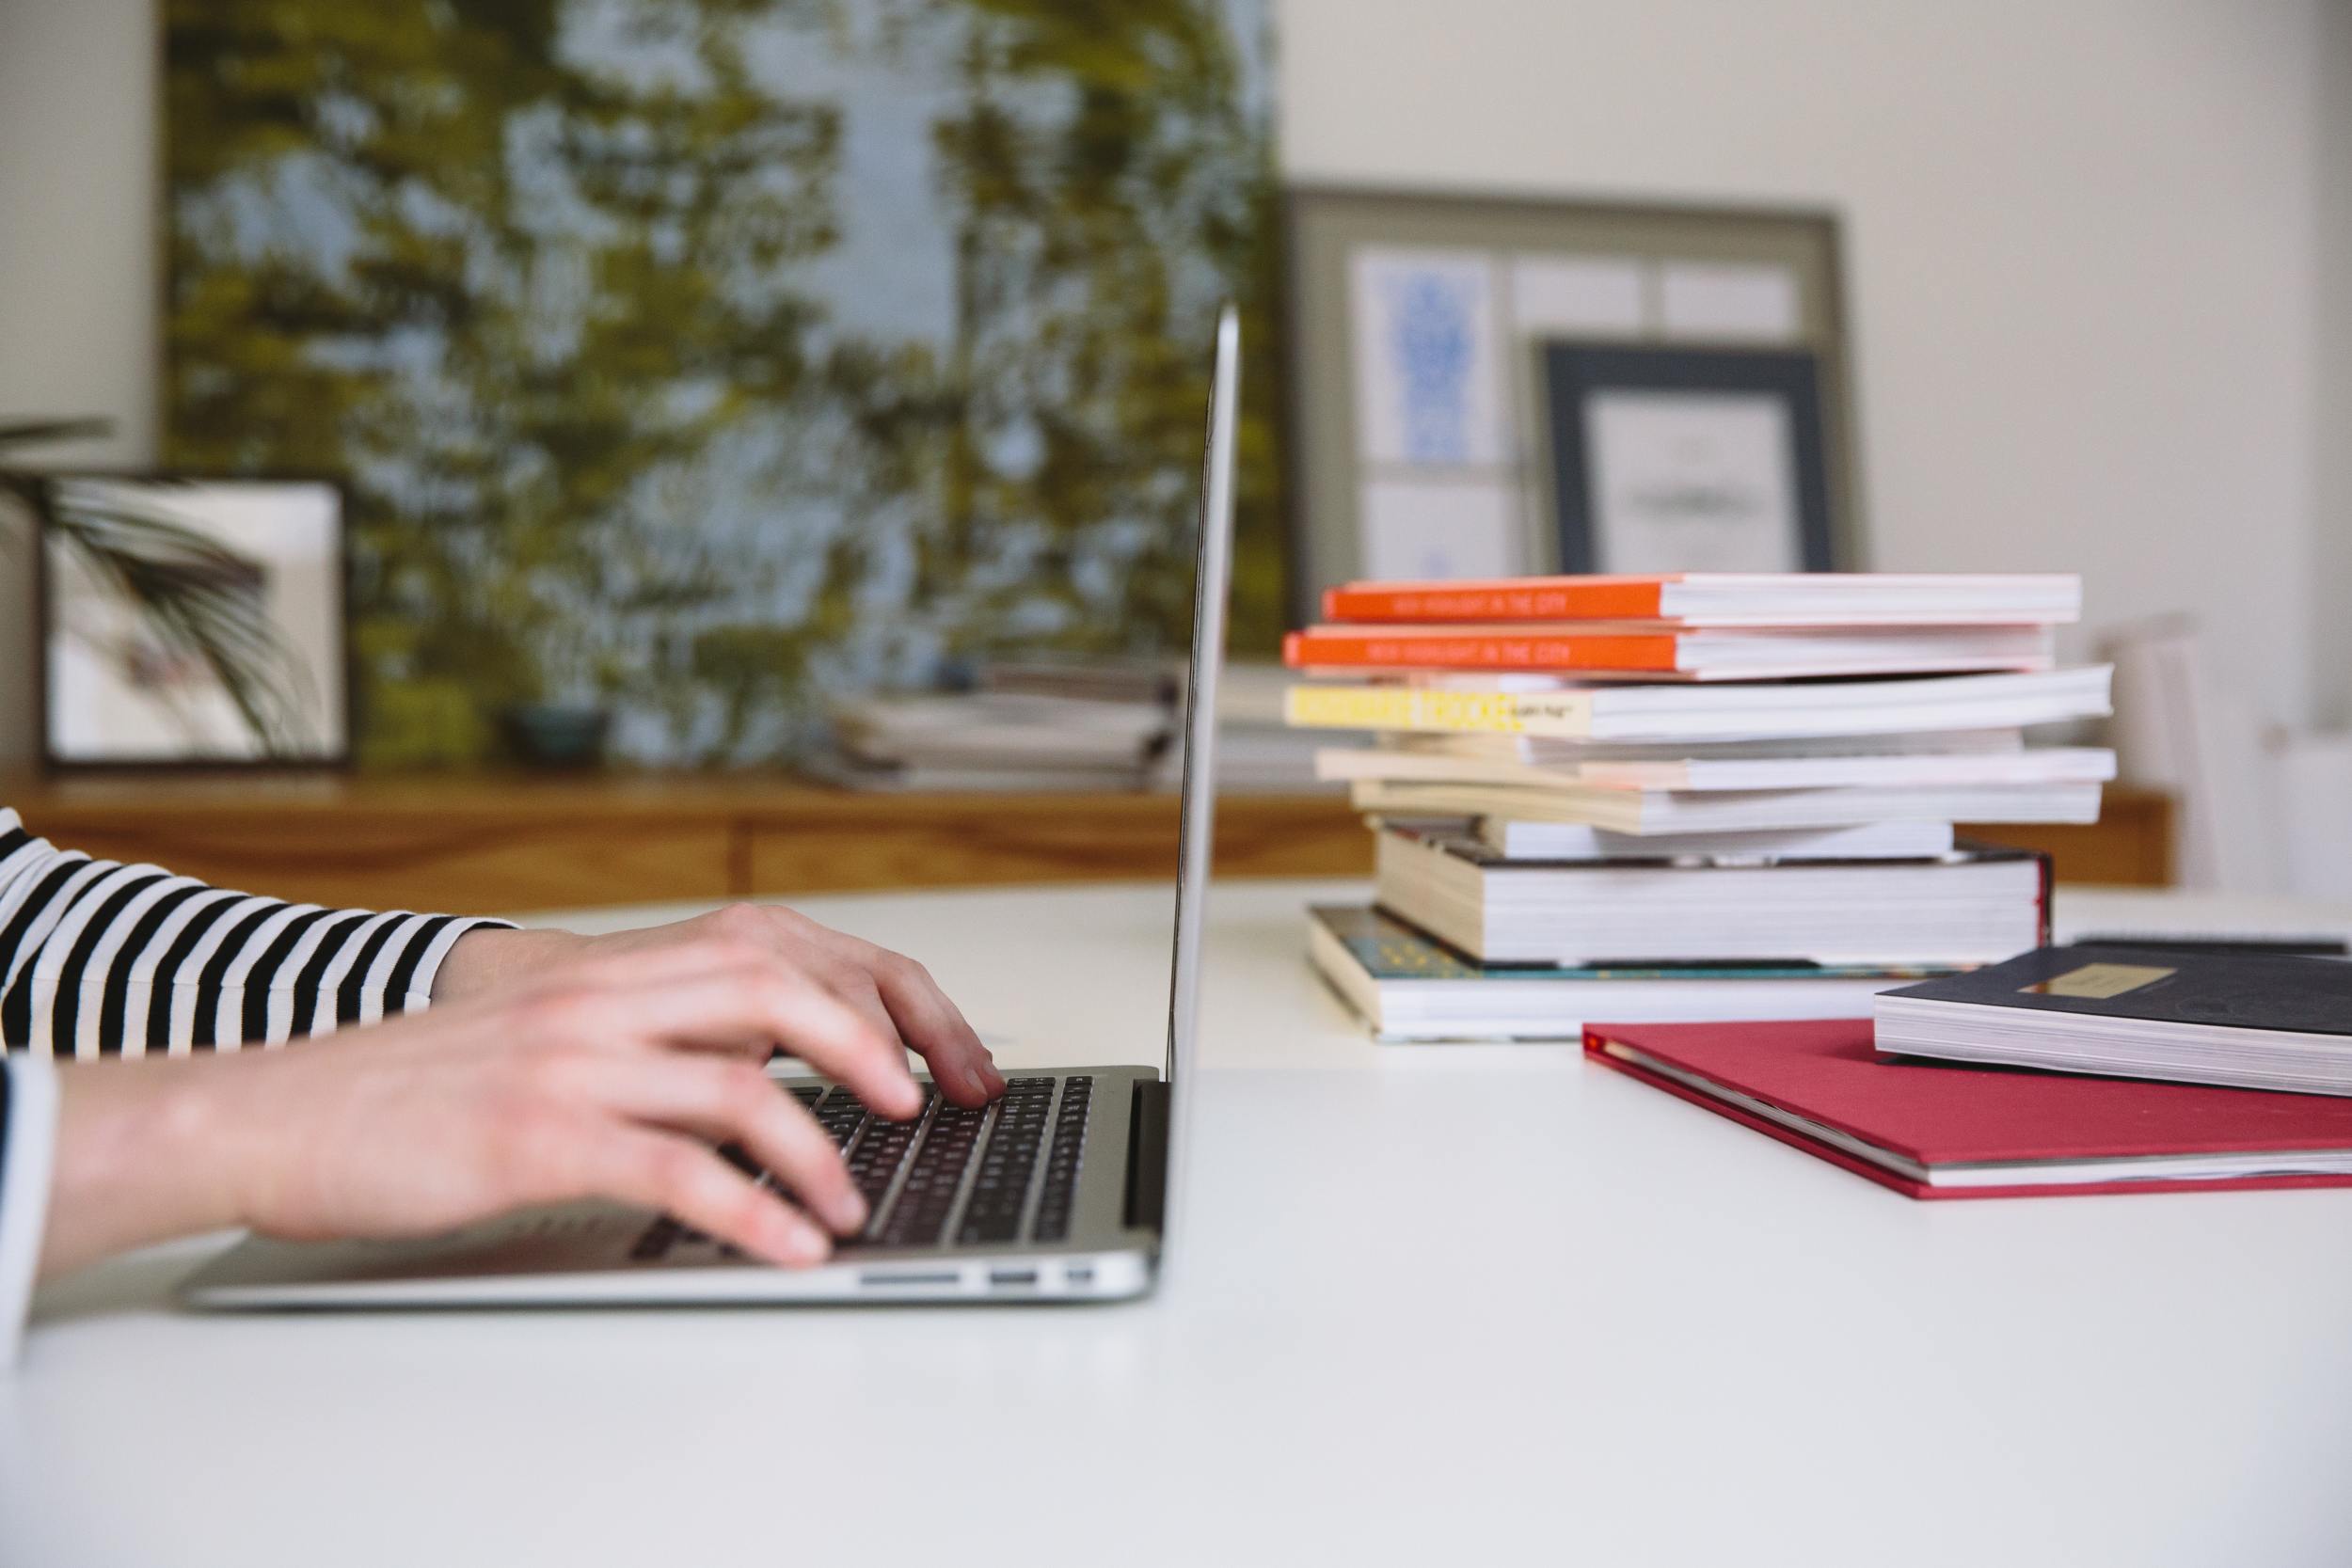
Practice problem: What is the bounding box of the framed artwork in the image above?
[1284,185,1861,611]
[35,476,351,770]
[164,2,1282,768]
[1539,343,1835,575]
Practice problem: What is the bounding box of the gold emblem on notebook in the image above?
[2022,962,2175,1000]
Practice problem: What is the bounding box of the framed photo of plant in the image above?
[31,476,351,771]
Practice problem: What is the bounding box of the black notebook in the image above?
[1874,943,2352,1097]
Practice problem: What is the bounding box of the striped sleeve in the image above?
[0,809,512,1059]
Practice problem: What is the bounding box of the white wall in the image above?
[2316,0,2352,731]
[0,0,2341,765]
[0,0,158,766]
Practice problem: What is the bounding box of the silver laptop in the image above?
[181,305,1237,1310]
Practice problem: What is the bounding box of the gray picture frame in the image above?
[1283,184,1864,612]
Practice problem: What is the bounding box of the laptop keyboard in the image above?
[628,1075,1093,1262]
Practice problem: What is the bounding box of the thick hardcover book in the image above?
[1320,572,2081,627]
[1375,825,2052,967]
[1280,623,2055,679]
[1583,1017,2352,1198]
[1875,945,2352,1096]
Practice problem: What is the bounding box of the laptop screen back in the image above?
[1153,305,1238,1256]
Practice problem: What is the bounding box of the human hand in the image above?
[40,941,930,1282]
[437,904,1007,1107]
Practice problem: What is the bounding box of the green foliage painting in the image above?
[164,0,1282,767]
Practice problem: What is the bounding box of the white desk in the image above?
[8,879,2352,1567]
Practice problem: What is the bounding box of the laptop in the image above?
[180,305,1237,1309]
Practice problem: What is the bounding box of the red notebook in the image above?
[1584,1018,2352,1200]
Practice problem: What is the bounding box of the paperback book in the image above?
[1310,905,1945,1043]
[1319,572,2083,627]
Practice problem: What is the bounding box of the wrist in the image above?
[431,926,585,1004]
[41,1058,246,1280]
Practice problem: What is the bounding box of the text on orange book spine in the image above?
[1319,579,1669,623]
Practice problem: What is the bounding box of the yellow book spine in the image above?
[1282,685,1592,736]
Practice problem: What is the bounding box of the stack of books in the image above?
[823,658,1332,794]
[1283,572,2117,1041]
[1165,662,1341,794]
[1584,942,2352,1200]
[824,660,1175,792]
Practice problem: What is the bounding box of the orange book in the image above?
[1280,622,2058,680]
[1285,625,1683,673]
[1322,578,1672,624]
[1318,572,2083,627]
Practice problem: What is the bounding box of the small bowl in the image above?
[501,704,611,770]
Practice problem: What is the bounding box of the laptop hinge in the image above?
[1122,1080,1171,1231]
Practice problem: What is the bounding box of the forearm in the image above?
[37,1056,250,1280]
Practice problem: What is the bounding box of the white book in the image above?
[1348,777,2104,834]
[1470,819,1958,863]
[1624,571,2081,626]
[1318,744,2115,793]
[1390,728,2025,763]
[1283,665,2113,742]
[1375,826,2047,966]
[1308,905,1948,1043]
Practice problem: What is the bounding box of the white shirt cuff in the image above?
[400,916,516,1014]
[0,1053,60,1370]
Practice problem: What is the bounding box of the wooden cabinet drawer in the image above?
[741,793,1372,895]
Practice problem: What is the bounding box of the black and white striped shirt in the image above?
[0,806,509,1363]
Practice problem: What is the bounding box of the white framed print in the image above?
[1539,343,1836,575]
[36,475,351,770]
[1346,247,1508,468]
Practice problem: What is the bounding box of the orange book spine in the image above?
[1280,627,1684,672]
[1319,578,1669,623]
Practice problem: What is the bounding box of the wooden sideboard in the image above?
[0,774,2174,914]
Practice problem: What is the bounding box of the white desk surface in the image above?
[9,879,2352,1567]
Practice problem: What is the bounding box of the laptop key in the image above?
[811,1087,869,1148]
[957,1082,1054,1244]
[1031,1078,1092,1243]
[878,1103,987,1246]
[628,1216,682,1261]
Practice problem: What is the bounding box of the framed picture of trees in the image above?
[163,0,1283,768]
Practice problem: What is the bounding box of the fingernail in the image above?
[829,1190,869,1233]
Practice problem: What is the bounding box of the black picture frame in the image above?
[32,472,355,775]
[1539,342,1837,576]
